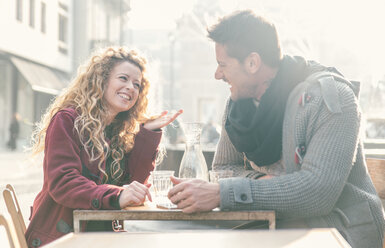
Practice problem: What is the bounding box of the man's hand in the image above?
[168,176,220,213]
[143,109,183,131]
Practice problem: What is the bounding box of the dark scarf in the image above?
[104,125,128,185]
[225,55,325,166]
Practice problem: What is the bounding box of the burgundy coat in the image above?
[25,108,162,247]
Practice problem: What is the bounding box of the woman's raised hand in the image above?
[143,109,183,131]
[119,181,152,208]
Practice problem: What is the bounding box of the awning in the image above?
[10,56,69,95]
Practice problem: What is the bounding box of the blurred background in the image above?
[0,0,384,150]
[0,0,384,246]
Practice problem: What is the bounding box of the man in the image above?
[168,10,384,248]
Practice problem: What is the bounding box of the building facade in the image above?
[72,0,131,74]
[0,0,72,149]
[0,0,131,150]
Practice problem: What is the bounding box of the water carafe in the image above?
[178,122,209,181]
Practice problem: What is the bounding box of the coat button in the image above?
[92,198,100,208]
[31,238,42,247]
[240,194,248,201]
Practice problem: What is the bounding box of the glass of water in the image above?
[209,170,233,183]
[150,170,176,209]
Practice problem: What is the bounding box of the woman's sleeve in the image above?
[123,125,162,184]
[45,111,123,210]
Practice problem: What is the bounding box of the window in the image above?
[16,0,23,22]
[58,14,68,54]
[29,0,35,27]
[40,2,46,33]
[58,2,68,12]
[58,14,67,43]
[198,98,217,123]
[58,2,68,55]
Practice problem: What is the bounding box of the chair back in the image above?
[365,158,385,248]
[0,214,16,248]
[5,184,26,233]
[366,158,385,201]
[3,185,28,248]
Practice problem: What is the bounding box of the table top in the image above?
[74,201,275,221]
[73,201,276,232]
[43,229,351,248]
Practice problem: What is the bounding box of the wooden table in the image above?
[73,202,276,232]
[44,229,351,248]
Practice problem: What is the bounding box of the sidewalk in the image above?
[0,150,43,214]
[0,150,43,248]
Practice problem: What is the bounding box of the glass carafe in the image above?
[178,122,209,181]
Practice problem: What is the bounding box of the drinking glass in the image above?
[150,170,176,209]
[209,170,233,183]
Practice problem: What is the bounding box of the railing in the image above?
[364,139,385,159]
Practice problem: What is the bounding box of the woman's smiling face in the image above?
[104,61,142,120]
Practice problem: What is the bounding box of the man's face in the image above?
[214,43,256,100]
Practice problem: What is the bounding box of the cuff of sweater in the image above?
[100,186,124,210]
[110,192,122,210]
[219,178,233,211]
[220,178,253,210]
[139,124,162,135]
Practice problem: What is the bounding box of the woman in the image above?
[25,47,182,247]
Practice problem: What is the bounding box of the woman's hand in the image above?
[119,181,152,209]
[143,109,183,131]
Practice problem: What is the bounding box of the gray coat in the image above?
[214,72,384,248]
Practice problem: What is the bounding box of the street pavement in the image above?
[0,149,43,248]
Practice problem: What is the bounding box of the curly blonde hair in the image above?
[30,47,152,183]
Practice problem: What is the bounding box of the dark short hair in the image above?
[207,10,282,67]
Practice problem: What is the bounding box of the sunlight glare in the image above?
[130,0,196,29]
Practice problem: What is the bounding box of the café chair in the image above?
[0,214,16,248]
[3,185,28,248]
[5,184,26,233]
[366,158,385,204]
[365,158,385,248]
